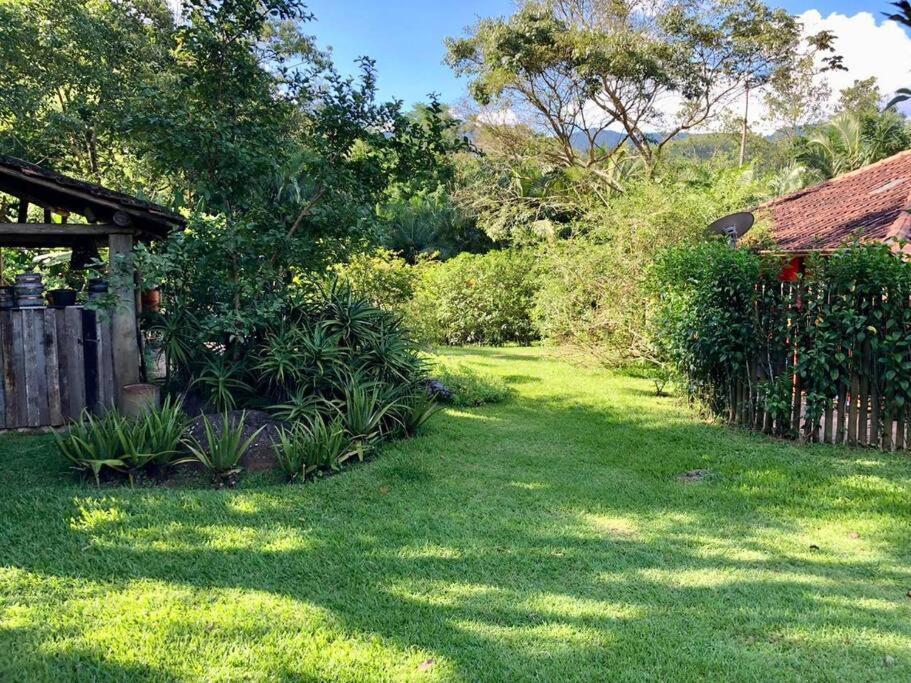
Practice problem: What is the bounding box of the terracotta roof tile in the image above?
[757,149,911,253]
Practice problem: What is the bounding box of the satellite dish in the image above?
[706,212,754,246]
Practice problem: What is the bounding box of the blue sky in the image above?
[305,1,905,107]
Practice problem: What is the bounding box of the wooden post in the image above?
[108,233,139,411]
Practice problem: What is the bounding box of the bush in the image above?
[650,240,911,441]
[56,398,188,485]
[63,286,441,487]
[330,248,419,315]
[429,359,511,407]
[528,167,768,364]
[410,249,540,345]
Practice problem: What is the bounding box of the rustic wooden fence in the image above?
[0,307,115,429]
[722,281,911,451]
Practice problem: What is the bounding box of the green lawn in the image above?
[1,347,910,682]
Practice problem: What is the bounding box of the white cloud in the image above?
[798,10,911,103]
[475,107,520,126]
[745,11,911,132]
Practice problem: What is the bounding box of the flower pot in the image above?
[121,383,161,418]
[14,273,44,307]
[48,288,78,308]
[141,288,161,313]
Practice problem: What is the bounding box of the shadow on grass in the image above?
[1,358,910,680]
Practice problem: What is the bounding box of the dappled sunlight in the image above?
[507,480,549,490]
[441,409,502,421]
[577,512,640,539]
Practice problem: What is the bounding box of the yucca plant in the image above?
[139,395,188,466]
[191,356,253,412]
[274,415,352,481]
[181,412,263,481]
[256,326,304,393]
[338,378,402,461]
[269,387,327,423]
[55,410,126,485]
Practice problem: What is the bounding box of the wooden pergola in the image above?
[0,155,185,419]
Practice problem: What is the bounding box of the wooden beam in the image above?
[0,166,176,233]
[0,223,129,237]
[108,233,140,412]
[16,200,28,223]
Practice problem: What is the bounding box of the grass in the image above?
[1,346,910,682]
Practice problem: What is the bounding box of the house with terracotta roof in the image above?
[755,149,911,279]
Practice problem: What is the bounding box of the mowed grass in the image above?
[1,347,910,682]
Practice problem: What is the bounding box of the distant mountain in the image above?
[569,129,629,151]
[569,128,695,152]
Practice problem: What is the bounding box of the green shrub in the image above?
[330,248,419,314]
[430,360,511,407]
[650,240,911,438]
[274,415,352,481]
[410,249,540,345]
[182,412,263,481]
[531,166,767,364]
[56,398,188,484]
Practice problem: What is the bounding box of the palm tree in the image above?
[800,110,911,179]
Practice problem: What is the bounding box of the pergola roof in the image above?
[756,149,911,253]
[0,155,185,242]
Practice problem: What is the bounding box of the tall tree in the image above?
[447,0,805,172]
[836,77,883,116]
[761,53,832,139]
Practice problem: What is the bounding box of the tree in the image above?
[447,0,804,172]
[885,1,911,107]
[0,0,172,185]
[836,77,883,116]
[762,53,832,139]
[797,109,911,178]
[2,0,466,352]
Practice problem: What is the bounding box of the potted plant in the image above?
[35,250,85,307]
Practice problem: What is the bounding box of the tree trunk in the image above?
[739,86,750,167]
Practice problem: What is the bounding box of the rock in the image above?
[677,469,713,483]
[425,379,453,402]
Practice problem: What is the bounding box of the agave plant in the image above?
[181,412,264,481]
[55,410,126,485]
[274,414,352,481]
[337,378,403,460]
[397,390,442,437]
[297,323,343,387]
[269,387,328,423]
[191,356,253,412]
[256,325,304,393]
[318,282,381,345]
[138,395,188,466]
